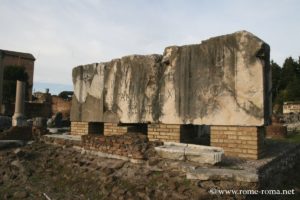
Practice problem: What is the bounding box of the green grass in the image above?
[271,131,300,144]
[286,132,300,143]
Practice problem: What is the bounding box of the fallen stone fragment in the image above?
[155,142,224,164]
[186,168,258,182]
[0,140,25,150]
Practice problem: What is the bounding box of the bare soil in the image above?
[0,141,299,200]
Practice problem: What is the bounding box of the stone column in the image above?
[12,81,26,126]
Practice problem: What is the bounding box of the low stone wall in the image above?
[210,126,265,159]
[81,133,155,160]
[148,124,180,142]
[41,134,82,147]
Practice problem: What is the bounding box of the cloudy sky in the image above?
[0,0,299,94]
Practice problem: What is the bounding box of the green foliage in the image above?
[3,65,29,103]
[58,91,73,100]
[271,60,281,101]
[272,56,300,112]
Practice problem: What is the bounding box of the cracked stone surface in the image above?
[155,142,224,164]
[71,31,271,126]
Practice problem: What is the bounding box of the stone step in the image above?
[155,142,224,165]
[186,168,258,182]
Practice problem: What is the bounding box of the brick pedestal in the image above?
[210,126,265,159]
[104,123,128,136]
[71,122,101,135]
[147,124,180,142]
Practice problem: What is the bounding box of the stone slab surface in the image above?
[71,31,271,126]
[155,142,224,164]
[186,168,259,182]
[43,134,81,141]
[0,140,26,150]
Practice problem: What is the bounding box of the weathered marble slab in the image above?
[70,31,271,126]
[70,63,105,122]
[102,55,162,123]
[160,31,271,125]
[155,142,224,164]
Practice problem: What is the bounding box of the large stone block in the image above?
[160,31,271,126]
[70,63,104,122]
[70,31,271,126]
[154,142,224,165]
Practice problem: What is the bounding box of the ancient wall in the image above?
[81,133,151,160]
[51,96,72,118]
[2,55,34,100]
[70,31,271,127]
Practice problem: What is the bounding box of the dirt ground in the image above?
[0,142,299,200]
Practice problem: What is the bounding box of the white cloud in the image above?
[0,0,300,86]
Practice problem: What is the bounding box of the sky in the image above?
[0,0,300,94]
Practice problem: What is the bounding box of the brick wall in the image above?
[104,123,128,136]
[81,133,152,159]
[147,124,180,142]
[51,96,72,118]
[210,126,265,159]
[71,122,102,135]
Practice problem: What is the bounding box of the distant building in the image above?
[283,101,300,114]
[0,49,35,105]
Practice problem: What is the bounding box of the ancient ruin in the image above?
[12,81,26,126]
[70,30,271,159]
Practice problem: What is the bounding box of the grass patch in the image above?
[286,132,300,143]
[271,132,300,144]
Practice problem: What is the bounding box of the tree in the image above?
[285,76,300,101]
[279,57,299,90]
[271,60,281,102]
[3,65,29,103]
[272,56,300,113]
[58,91,73,100]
